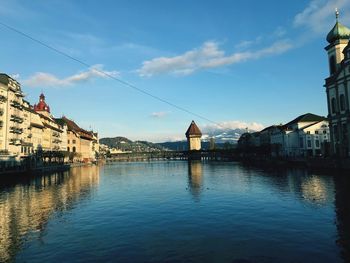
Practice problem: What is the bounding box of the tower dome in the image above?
[326,10,350,43]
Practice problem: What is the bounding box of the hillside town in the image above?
[0,73,99,165]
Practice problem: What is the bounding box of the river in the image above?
[0,161,349,262]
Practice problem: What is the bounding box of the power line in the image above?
[0,20,223,127]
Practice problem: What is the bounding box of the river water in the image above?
[0,161,349,262]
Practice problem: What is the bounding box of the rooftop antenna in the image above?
[335,8,339,22]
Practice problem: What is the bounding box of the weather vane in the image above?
[335,8,339,21]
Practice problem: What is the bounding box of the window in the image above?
[67,140,70,144]
[315,131,319,134]
[329,55,336,74]
[307,140,312,148]
[67,147,70,152]
[340,94,346,111]
[299,138,304,148]
[331,98,337,114]
[315,140,320,148]
[323,130,327,134]
[306,131,311,134]
[73,146,76,152]
[73,139,76,144]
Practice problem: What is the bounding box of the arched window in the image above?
[331,98,337,114]
[67,147,70,152]
[340,94,346,111]
[73,146,76,153]
[329,55,336,74]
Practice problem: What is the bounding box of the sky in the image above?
[1,0,350,142]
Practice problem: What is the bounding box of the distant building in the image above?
[185,121,202,151]
[324,11,350,157]
[270,113,330,157]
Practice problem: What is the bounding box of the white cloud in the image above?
[150,111,168,118]
[293,0,350,34]
[24,64,119,87]
[203,121,265,133]
[138,40,293,77]
[235,36,262,49]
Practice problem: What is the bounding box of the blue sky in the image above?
[1,0,350,142]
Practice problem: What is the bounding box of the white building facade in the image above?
[271,114,330,157]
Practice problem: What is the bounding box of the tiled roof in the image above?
[285,113,326,127]
[185,121,202,137]
[56,116,93,140]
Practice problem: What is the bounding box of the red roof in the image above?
[185,121,202,137]
[34,93,50,113]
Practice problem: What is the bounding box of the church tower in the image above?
[325,10,350,157]
[325,9,350,75]
[185,120,202,151]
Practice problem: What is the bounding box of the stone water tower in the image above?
[185,120,202,151]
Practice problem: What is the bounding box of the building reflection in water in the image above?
[187,161,203,199]
[0,165,100,262]
[334,174,350,262]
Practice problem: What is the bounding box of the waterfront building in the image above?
[270,113,330,157]
[33,93,66,152]
[324,11,350,157]
[56,116,95,162]
[0,74,26,160]
[21,100,35,156]
[185,120,202,151]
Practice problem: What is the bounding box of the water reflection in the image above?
[187,161,203,199]
[0,165,100,262]
[334,175,350,262]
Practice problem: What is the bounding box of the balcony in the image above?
[15,91,24,97]
[52,139,62,144]
[10,100,23,110]
[9,127,23,134]
[9,138,21,145]
[10,114,24,123]
[52,132,60,137]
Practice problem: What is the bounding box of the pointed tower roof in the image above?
[326,9,350,43]
[185,120,202,137]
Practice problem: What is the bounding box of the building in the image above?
[0,74,26,159]
[56,117,96,162]
[33,93,66,152]
[324,11,350,157]
[185,121,202,151]
[270,113,330,157]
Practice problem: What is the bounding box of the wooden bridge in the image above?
[106,150,238,162]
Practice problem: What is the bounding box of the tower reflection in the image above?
[0,165,100,262]
[188,161,203,199]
